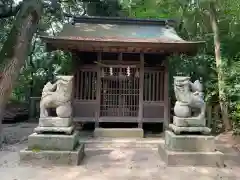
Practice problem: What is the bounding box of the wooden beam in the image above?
[138,53,144,128]
[94,61,137,68]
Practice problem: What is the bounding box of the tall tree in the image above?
[0,0,43,146]
[208,1,231,130]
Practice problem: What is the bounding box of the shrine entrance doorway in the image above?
[100,66,140,122]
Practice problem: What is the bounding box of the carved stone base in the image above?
[39,117,72,127]
[169,124,211,135]
[34,126,74,135]
[173,116,206,127]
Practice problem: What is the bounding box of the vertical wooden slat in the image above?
[96,52,101,127]
[144,73,147,101]
[88,71,92,100]
[80,71,84,100]
[118,68,121,116]
[163,60,169,130]
[159,71,163,101]
[71,52,77,118]
[138,53,144,128]
[123,72,125,117]
[162,71,165,101]
[84,72,88,100]
[76,71,80,99]
[156,71,159,101]
[110,67,113,116]
[133,71,136,116]
[95,72,97,100]
[148,72,151,101]
[152,72,156,101]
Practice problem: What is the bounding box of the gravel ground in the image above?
[0,123,240,180]
[1,123,37,148]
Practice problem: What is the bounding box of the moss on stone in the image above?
[31,147,41,152]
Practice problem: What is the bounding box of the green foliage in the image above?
[128,0,240,132]
[223,59,240,134]
[168,54,218,102]
[232,103,240,135]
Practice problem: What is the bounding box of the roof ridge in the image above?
[73,16,177,26]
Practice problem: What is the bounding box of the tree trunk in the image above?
[0,0,42,147]
[209,1,232,131]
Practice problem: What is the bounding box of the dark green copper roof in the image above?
[53,23,185,42]
[41,16,204,54]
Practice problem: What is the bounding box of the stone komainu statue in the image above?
[40,76,73,118]
[173,76,206,122]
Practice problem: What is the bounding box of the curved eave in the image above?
[41,36,205,55]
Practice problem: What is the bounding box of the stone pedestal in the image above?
[34,126,74,135]
[38,117,72,127]
[27,131,79,151]
[158,130,224,167]
[20,117,85,166]
[169,124,211,135]
[173,116,206,127]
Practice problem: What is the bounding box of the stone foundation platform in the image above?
[28,131,79,151]
[20,130,85,166]
[94,128,144,138]
[158,143,224,167]
[20,144,85,166]
[158,130,224,167]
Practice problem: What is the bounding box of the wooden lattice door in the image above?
[100,66,140,117]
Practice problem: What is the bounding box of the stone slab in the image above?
[34,126,74,135]
[94,128,144,138]
[173,116,206,127]
[165,130,216,152]
[158,143,224,167]
[19,144,85,166]
[28,131,79,151]
[169,124,211,135]
[38,117,72,127]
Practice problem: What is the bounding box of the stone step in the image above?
[79,137,163,149]
[94,128,144,138]
[85,143,159,149]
